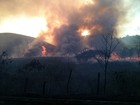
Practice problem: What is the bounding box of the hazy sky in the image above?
[0,0,139,38]
[118,0,140,36]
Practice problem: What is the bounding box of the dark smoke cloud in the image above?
[50,0,127,55]
[54,25,84,55]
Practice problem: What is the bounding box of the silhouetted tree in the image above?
[95,33,119,95]
[19,59,45,95]
[23,59,45,72]
[97,72,100,96]
[66,58,75,95]
[0,51,12,71]
[67,68,72,95]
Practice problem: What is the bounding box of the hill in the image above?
[120,35,140,48]
[0,33,34,47]
[0,33,55,57]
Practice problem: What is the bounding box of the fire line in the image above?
[41,46,47,57]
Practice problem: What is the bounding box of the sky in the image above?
[0,0,140,38]
[118,0,140,37]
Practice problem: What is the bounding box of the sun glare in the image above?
[41,45,47,57]
[0,17,48,38]
[81,29,90,37]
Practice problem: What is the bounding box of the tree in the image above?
[67,68,72,95]
[0,51,12,71]
[22,59,45,72]
[95,32,119,95]
[18,59,45,95]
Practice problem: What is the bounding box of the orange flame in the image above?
[111,53,120,60]
[38,16,68,45]
[122,57,140,61]
[110,53,140,61]
[41,46,47,57]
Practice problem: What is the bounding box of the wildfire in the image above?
[38,15,68,45]
[110,53,140,61]
[111,53,120,60]
[41,46,47,57]
[121,57,140,61]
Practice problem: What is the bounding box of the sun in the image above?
[78,27,91,37]
[81,29,90,37]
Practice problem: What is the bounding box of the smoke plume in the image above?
[0,0,130,56]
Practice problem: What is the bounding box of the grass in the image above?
[0,57,140,102]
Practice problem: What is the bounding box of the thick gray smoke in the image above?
[54,25,84,55]
[49,0,127,55]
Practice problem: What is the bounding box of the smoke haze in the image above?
[0,0,139,56]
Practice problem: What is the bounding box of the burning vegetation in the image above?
[41,46,47,57]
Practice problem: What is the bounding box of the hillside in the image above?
[120,35,140,48]
[0,33,34,47]
[0,33,55,57]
